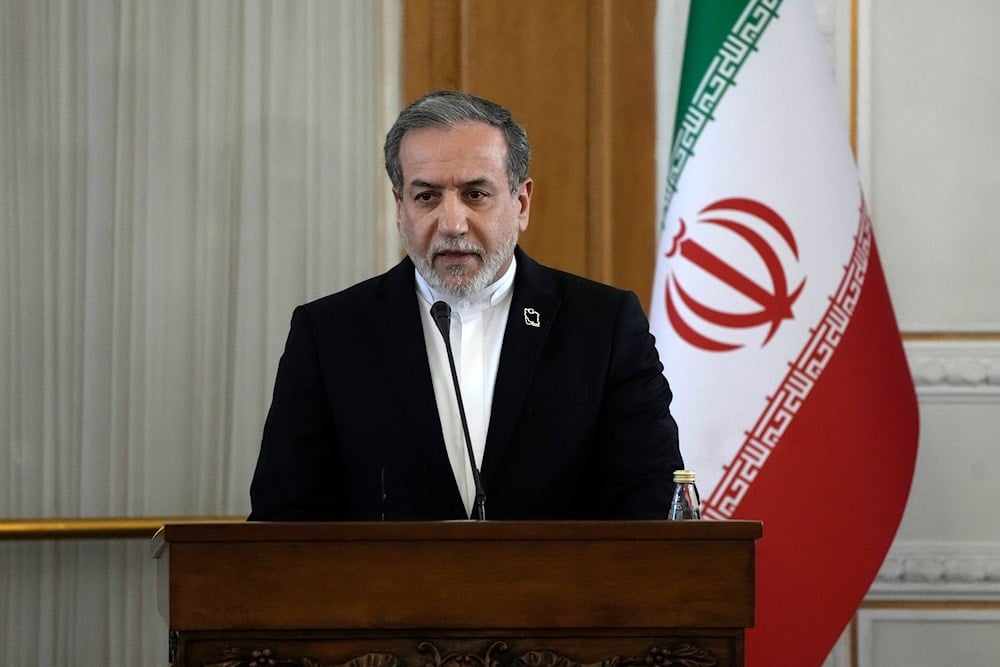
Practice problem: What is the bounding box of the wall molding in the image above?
[855,607,1000,667]
[905,340,1000,399]
[870,540,1000,600]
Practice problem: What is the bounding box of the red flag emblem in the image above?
[665,197,806,351]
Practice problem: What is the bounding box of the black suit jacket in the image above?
[249,247,682,521]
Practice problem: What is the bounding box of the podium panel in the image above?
[153,521,761,666]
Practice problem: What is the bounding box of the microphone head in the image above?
[430,301,451,339]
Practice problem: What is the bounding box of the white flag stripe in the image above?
[652,0,860,496]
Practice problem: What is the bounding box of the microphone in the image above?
[430,301,486,520]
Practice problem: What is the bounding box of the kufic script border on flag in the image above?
[661,0,781,228]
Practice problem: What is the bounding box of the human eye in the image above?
[413,190,438,204]
[465,189,490,203]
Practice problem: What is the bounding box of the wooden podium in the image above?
[154,520,761,666]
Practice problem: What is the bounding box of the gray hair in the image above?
[383,90,531,194]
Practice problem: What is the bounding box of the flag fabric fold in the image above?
[651,1,919,664]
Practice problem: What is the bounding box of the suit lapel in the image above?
[481,249,560,488]
[369,259,466,515]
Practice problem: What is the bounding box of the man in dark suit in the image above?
[249,90,683,521]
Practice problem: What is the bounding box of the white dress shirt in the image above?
[415,258,516,517]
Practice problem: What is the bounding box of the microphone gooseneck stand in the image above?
[430,301,487,521]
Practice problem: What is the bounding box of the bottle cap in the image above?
[673,469,696,483]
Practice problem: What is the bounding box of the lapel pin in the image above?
[524,307,540,328]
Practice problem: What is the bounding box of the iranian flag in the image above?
[651,1,920,664]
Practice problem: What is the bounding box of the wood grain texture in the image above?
[158,521,759,666]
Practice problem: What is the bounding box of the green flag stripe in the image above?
[660,0,783,229]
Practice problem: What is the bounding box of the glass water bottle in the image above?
[668,469,701,520]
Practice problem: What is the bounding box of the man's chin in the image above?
[433,253,481,273]
[423,266,488,297]
[433,275,478,298]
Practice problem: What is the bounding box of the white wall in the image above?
[852,0,1000,663]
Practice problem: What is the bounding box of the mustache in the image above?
[430,239,485,257]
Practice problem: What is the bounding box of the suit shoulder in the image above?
[532,262,635,308]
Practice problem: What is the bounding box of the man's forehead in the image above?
[400,123,507,158]
[399,123,509,188]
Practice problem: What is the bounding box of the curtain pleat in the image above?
[1,0,400,662]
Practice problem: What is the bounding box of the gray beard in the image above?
[411,234,517,299]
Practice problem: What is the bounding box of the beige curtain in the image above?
[0,0,400,662]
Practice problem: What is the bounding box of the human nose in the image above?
[436,192,469,237]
